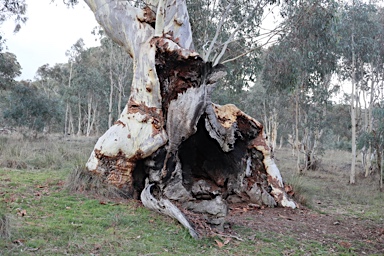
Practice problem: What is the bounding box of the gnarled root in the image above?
[140,182,199,238]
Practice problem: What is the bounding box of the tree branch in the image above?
[84,0,153,58]
[212,0,265,66]
[221,24,284,65]
[203,1,234,62]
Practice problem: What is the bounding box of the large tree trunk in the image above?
[83,0,296,237]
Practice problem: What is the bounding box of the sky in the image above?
[2,2,285,82]
[0,2,353,102]
[2,1,100,80]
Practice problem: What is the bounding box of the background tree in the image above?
[3,81,63,137]
[359,107,384,191]
[186,0,279,106]
[0,51,21,90]
[262,0,339,172]
[95,34,133,128]
[336,1,382,183]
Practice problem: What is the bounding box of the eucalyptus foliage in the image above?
[0,52,21,90]
[3,82,63,133]
[187,0,278,104]
[0,0,27,50]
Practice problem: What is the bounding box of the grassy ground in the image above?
[276,148,383,221]
[0,135,383,255]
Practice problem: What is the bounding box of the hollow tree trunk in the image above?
[83,0,296,237]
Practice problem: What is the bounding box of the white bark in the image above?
[203,1,233,62]
[84,0,195,186]
[77,92,82,136]
[253,130,297,208]
[65,62,74,135]
[86,94,92,136]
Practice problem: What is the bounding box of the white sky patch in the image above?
[2,1,99,80]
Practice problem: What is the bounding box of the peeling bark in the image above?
[83,0,297,238]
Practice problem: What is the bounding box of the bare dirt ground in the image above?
[227,205,383,255]
[224,148,384,255]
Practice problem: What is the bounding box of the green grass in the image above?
[0,168,201,255]
[0,167,345,256]
[0,136,382,255]
[276,147,384,222]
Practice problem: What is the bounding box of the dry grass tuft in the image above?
[284,174,311,206]
[65,166,129,199]
[0,134,95,170]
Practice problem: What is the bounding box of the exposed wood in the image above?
[141,182,199,238]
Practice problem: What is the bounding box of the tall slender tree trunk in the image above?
[86,94,93,137]
[278,136,283,149]
[295,86,301,174]
[65,104,69,134]
[77,93,82,136]
[117,76,123,115]
[365,69,375,177]
[89,100,98,137]
[95,109,100,136]
[350,30,357,184]
[380,151,383,191]
[362,89,369,175]
[69,107,74,135]
[108,47,114,128]
[65,62,74,135]
[262,101,277,151]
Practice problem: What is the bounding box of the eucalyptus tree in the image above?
[241,75,293,151]
[186,0,277,106]
[63,39,86,135]
[35,63,67,99]
[34,63,72,133]
[0,52,21,90]
[3,81,63,137]
[262,0,339,172]
[71,45,109,136]
[0,51,21,128]
[359,5,384,178]
[359,106,384,191]
[97,36,133,128]
[336,1,383,183]
[75,0,297,237]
